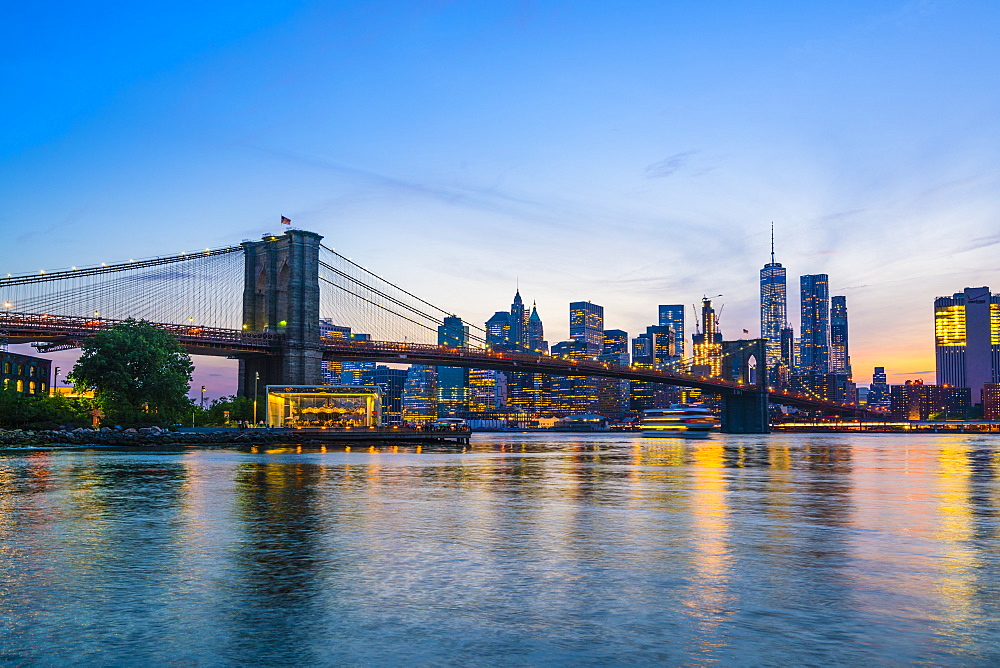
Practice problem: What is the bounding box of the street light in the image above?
[201,385,206,409]
[53,367,60,397]
[253,371,260,426]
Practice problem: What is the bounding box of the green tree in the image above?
[69,319,194,426]
[0,388,93,429]
[204,395,254,425]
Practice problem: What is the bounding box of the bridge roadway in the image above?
[0,312,883,419]
[323,339,884,419]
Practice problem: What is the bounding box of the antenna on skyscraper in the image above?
[770,221,775,264]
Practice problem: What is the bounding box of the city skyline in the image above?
[5,1,1000,396]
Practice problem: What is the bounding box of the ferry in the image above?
[642,405,720,438]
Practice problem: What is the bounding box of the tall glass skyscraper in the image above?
[436,315,469,416]
[658,305,685,361]
[935,286,1000,404]
[760,236,787,381]
[569,301,604,359]
[800,274,830,374]
[830,295,850,377]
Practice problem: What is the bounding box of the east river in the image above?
[1,433,999,665]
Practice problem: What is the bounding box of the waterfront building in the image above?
[889,380,971,420]
[934,286,1000,405]
[867,367,891,410]
[0,351,50,395]
[691,297,722,377]
[830,295,851,378]
[265,385,382,428]
[402,365,437,424]
[658,305,685,361]
[983,384,1000,420]
[372,365,407,425]
[800,274,831,374]
[760,231,787,384]
[569,301,604,359]
[437,316,469,417]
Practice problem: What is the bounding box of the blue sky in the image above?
[4,0,999,396]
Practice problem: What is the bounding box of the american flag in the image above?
[280,215,291,225]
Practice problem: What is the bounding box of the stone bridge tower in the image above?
[719,338,771,434]
[237,230,323,398]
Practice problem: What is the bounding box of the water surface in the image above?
[1,433,998,665]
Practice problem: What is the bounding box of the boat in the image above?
[642,404,720,438]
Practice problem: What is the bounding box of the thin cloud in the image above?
[644,151,698,179]
[894,370,934,375]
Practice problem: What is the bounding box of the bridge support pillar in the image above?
[719,338,771,434]
[238,230,324,398]
[720,391,771,434]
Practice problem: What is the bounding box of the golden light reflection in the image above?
[680,440,733,650]
[934,440,977,630]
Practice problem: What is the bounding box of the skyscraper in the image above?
[830,295,851,378]
[691,298,722,377]
[437,315,469,416]
[402,365,437,424]
[485,311,511,350]
[509,290,527,350]
[526,302,547,353]
[867,366,890,410]
[800,274,830,374]
[760,228,787,382]
[658,305,685,361]
[935,286,1000,404]
[569,301,604,359]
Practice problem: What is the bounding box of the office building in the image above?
[597,329,630,419]
[867,367,891,410]
[551,339,598,414]
[402,365,437,424]
[830,295,851,377]
[658,305,685,361]
[935,286,1000,405]
[602,329,629,356]
[569,301,604,359]
[760,230,787,383]
[467,368,507,414]
[486,311,511,350]
[800,274,830,374]
[437,316,469,417]
[526,302,547,353]
[372,366,407,425]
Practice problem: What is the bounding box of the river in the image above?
[1,432,998,665]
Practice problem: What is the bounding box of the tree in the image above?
[69,319,194,426]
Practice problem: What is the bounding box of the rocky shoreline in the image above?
[0,427,289,448]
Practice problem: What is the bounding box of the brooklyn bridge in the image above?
[0,229,882,432]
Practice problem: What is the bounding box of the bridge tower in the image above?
[237,230,323,399]
[719,338,770,434]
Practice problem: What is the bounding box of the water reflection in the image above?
[0,434,997,664]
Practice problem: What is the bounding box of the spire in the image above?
[770,221,775,265]
[529,301,541,322]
